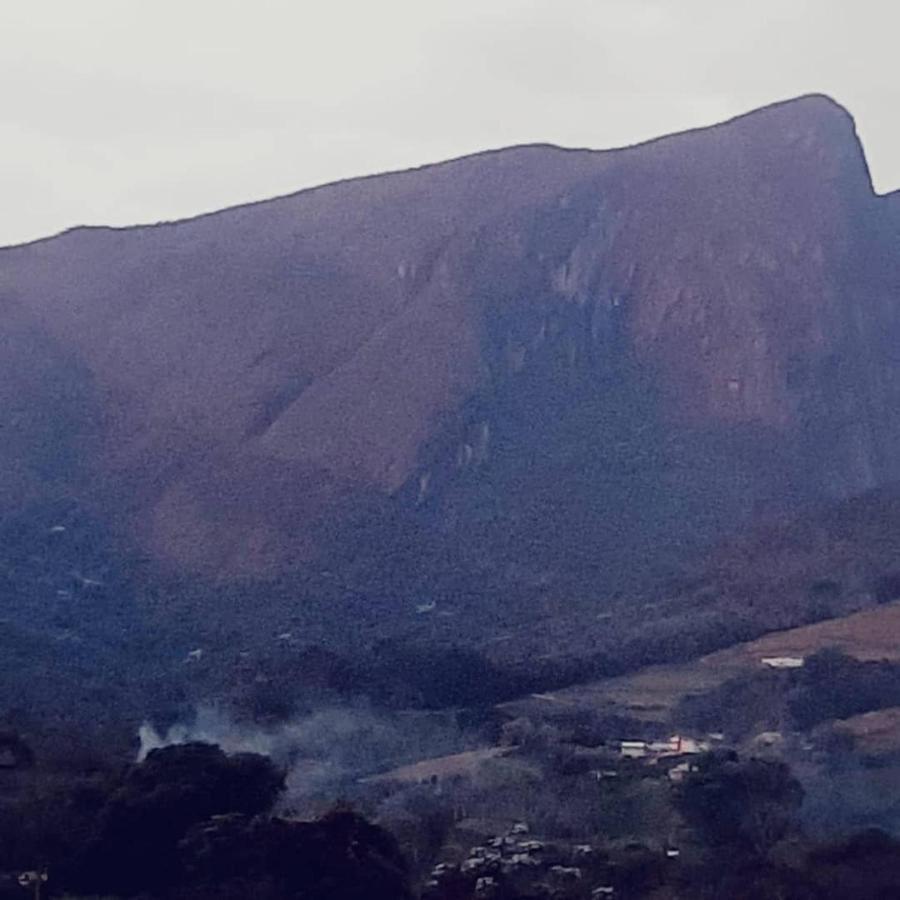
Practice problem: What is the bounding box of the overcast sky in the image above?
[2,0,898,246]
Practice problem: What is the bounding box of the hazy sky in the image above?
[2,0,898,246]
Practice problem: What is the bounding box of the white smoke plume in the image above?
[137,703,474,803]
[138,705,281,760]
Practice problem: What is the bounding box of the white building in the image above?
[620,740,648,759]
[760,656,805,669]
[647,735,710,757]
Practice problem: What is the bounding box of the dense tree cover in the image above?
[8,721,900,899]
[0,740,412,899]
[0,769,110,885]
[675,751,804,855]
[64,742,284,895]
[678,828,900,900]
[178,809,412,900]
[8,476,900,762]
[361,642,529,709]
[404,743,900,899]
[806,828,900,898]
[789,648,900,730]
[675,669,791,738]
[675,647,900,742]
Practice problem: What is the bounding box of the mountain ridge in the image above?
[0,92,874,252]
[1,93,898,588]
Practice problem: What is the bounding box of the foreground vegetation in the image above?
[0,741,410,899]
[5,732,900,899]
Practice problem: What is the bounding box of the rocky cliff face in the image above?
[1,95,898,591]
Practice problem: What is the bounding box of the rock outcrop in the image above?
[1,94,898,588]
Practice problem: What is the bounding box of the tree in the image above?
[806,829,900,899]
[66,741,284,896]
[676,751,803,856]
[178,809,413,900]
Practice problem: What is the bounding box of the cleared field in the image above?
[833,707,900,755]
[361,746,512,784]
[505,601,900,724]
[707,601,900,665]
[500,657,744,724]
[529,659,741,721]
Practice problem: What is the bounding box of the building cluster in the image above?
[605,731,725,783]
[423,821,618,899]
[618,733,712,761]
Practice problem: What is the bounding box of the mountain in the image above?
[1,94,899,657]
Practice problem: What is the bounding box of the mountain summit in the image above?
[1,95,898,593]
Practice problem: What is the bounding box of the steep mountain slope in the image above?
[1,94,898,604]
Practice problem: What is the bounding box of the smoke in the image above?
[138,706,282,760]
[137,703,474,803]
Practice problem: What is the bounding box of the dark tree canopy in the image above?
[789,648,900,730]
[178,809,413,900]
[676,751,803,855]
[67,741,285,895]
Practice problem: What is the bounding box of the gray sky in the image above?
[2,0,898,247]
